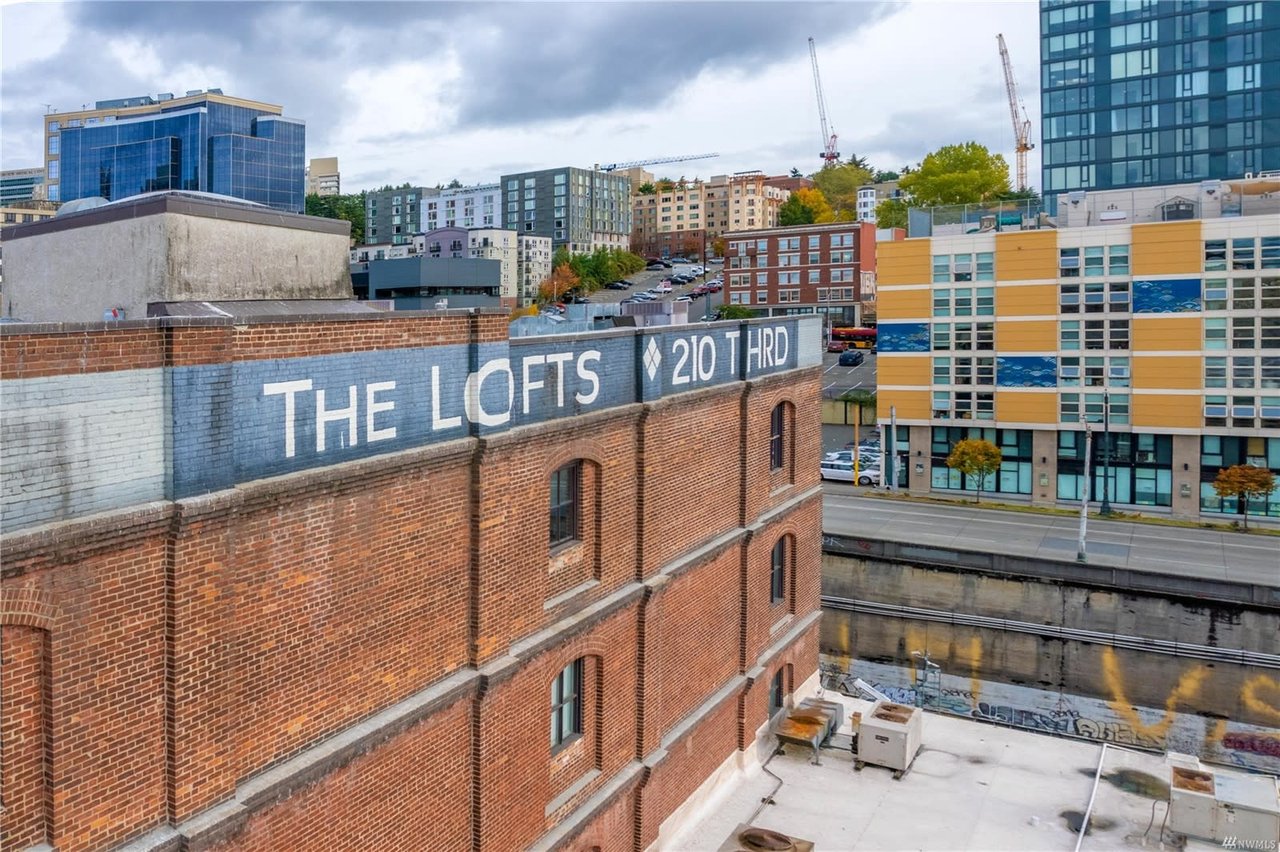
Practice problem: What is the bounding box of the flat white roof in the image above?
[667,691,1277,852]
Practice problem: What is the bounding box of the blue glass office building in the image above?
[1040,0,1278,205]
[56,99,305,213]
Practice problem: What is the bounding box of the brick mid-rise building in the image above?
[0,308,824,851]
[725,221,878,325]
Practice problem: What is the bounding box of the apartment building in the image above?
[518,232,553,305]
[365,183,501,247]
[500,167,631,254]
[306,157,340,196]
[44,89,305,212]
[856,180,903,223]
[723,221,876,324]
[1039,0,1279,205]
[875,177,1280,521]
[631,172,791,259]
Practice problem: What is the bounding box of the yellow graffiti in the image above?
[1240,674,1280,725]
[1207,718,1228,747]
[1102,647,1209,741]
[968,636,983,710]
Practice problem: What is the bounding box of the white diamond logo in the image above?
[644,338,662,381]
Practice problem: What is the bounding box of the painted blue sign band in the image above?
[171,319,812,496]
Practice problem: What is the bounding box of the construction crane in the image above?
[808,37,840,168]
[997,33,1035,191]
[595,153,720,173]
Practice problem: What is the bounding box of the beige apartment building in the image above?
[631,171,790,259]
[306,157,340,196]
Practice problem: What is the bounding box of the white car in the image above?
[820,458,881,486]
[824,450,879,466]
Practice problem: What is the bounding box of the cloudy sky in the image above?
[1,1,1042,192]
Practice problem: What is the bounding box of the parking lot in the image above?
[573,263,725,318]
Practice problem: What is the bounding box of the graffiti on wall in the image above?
[832,657,1280,775]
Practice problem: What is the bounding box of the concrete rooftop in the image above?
[666,690,1278,852]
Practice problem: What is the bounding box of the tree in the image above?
[636,181,657,195]
[843,152,873,172]
[718,305,757,320]
[711,236,727,258]
[1212,464,1277,530]
[945,438,1003,504]
[873,170,900,183]
[874,197,908,230]
[898,142,1011,207]
[538,262,580,304]
[656,177,676,192]
[812,162,874,220]
[447,178,463,189]
[779,187,835,226]
[789,167,803,178]
[839,389,876,426]
[306,191,366,244]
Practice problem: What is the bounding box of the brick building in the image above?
[631,172,792,260]
[0,308,824,851]
[725,221,879,325]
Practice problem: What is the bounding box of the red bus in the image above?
[830,327,877,349]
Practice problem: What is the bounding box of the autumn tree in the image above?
[1212,464,1277,530]
[711,236,727,258]
[718,305,757,320]
[946,438,1003,504]
[538,262,580,304]
[811,161,873,220]
[779,187,836,226]
[898,142,1011,207]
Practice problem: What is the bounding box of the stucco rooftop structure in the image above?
[0,190,351,323]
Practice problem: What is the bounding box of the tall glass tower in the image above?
[51,92,306,213]
[1040,0,1278,205]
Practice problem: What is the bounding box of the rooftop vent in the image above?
[716,824,815,852]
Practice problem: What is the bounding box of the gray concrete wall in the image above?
[821,551,1280,728]
[3,211,351,323]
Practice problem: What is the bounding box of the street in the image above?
[821,491,1280,587]
[819,348,877,399]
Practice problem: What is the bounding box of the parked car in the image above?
[855,467,882,486]
[670,257,690,264]
[619,279,635,287]
[827,341,848,353]
[824,450,879,467]
[672,274,692,284]
[606,282,628,291]
[656,281,673,293]
[820,459,854,482]
[675,295,693,302]
[646,263,666,271]
[706,283,722,292]
[838,350,865,367]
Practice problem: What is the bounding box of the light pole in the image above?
[1100,388,1113,517]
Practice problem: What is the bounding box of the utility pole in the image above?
[1077,425,1092,563]
[1100,389,1113,516]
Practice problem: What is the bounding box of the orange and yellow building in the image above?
[875,179,1280,521]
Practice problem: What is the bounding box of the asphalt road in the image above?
[820,349,876,399]
[821,491,1280,587]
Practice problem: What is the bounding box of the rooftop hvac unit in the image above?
[715,824,815,852]
[1167,760,1280,846]
[855,701,922,777]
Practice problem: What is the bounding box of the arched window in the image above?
[551,658,583,751]
[770,537,787,603]
[550,461,581,546]
[770,403,786,470]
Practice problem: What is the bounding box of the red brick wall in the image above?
[211,698,473,852]
[0,313,823,852]
[0,626,48,848]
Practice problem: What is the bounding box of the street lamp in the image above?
[1100,388,1113,517]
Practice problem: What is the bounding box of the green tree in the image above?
[839,389,876,426]
[718,305,758,320]
[636,181,657,195]
[789,167,803,178]
[1212,464,1277,530]
[778,194,815,226]
[945,438,1003,504]
[655,177,676,192]
[811,161,874,220]
[447,178,463,189]
[873,170,900,183]
[874,197,908,230]
[898,142,1011,207]
[306,191,366,244]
